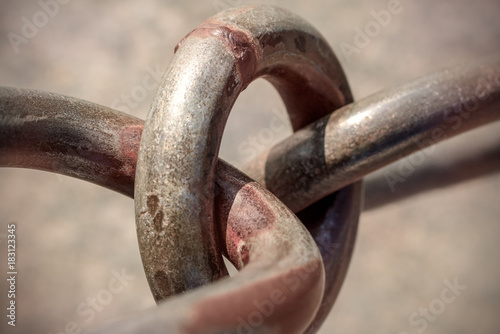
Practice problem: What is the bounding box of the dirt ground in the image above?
[1,0,499,333]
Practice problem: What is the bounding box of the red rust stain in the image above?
[119,125,143,177]
[224,227,243,268]
[174,21,260,85]
[231,184,277,237]
[222,184,278,266]
[240,244,250,265]
[180,262,324,334]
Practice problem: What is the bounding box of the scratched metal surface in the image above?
[0,0,499,333]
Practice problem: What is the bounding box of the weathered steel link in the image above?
[244,54,500,212]
[0,87,143,196]
[135,4,357,303]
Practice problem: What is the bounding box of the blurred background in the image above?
[1,0,499,333]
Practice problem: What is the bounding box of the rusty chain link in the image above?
[1,4,499,334]
[135,3,356,303]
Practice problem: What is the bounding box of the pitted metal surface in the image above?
[0,3,499,334]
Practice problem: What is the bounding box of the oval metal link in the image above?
[135,4,357,302]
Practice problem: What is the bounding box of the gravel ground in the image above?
[1,0,499,333]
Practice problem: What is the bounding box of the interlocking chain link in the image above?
[135,3,356,304]
[1,4,499,334]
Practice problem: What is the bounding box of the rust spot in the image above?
[174,22,260,85]
[119,125,143,177]
[260,32,283,48]
[211,26,248,57]
[154,271,170,299]
[153,210,164,232]
[147,194,159,215]
[119,125,142,162]
[294,35,306,53]
[240,244,250,265]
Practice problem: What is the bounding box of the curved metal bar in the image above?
[89,162,326,334]
[244,55,500,212]
[0,87,143,197]
[0,87,358,333]
[134,4,357,303]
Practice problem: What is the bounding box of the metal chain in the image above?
[1,4,499,334]
[0,85,360,334]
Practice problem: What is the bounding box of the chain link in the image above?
[1,4,499,334]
